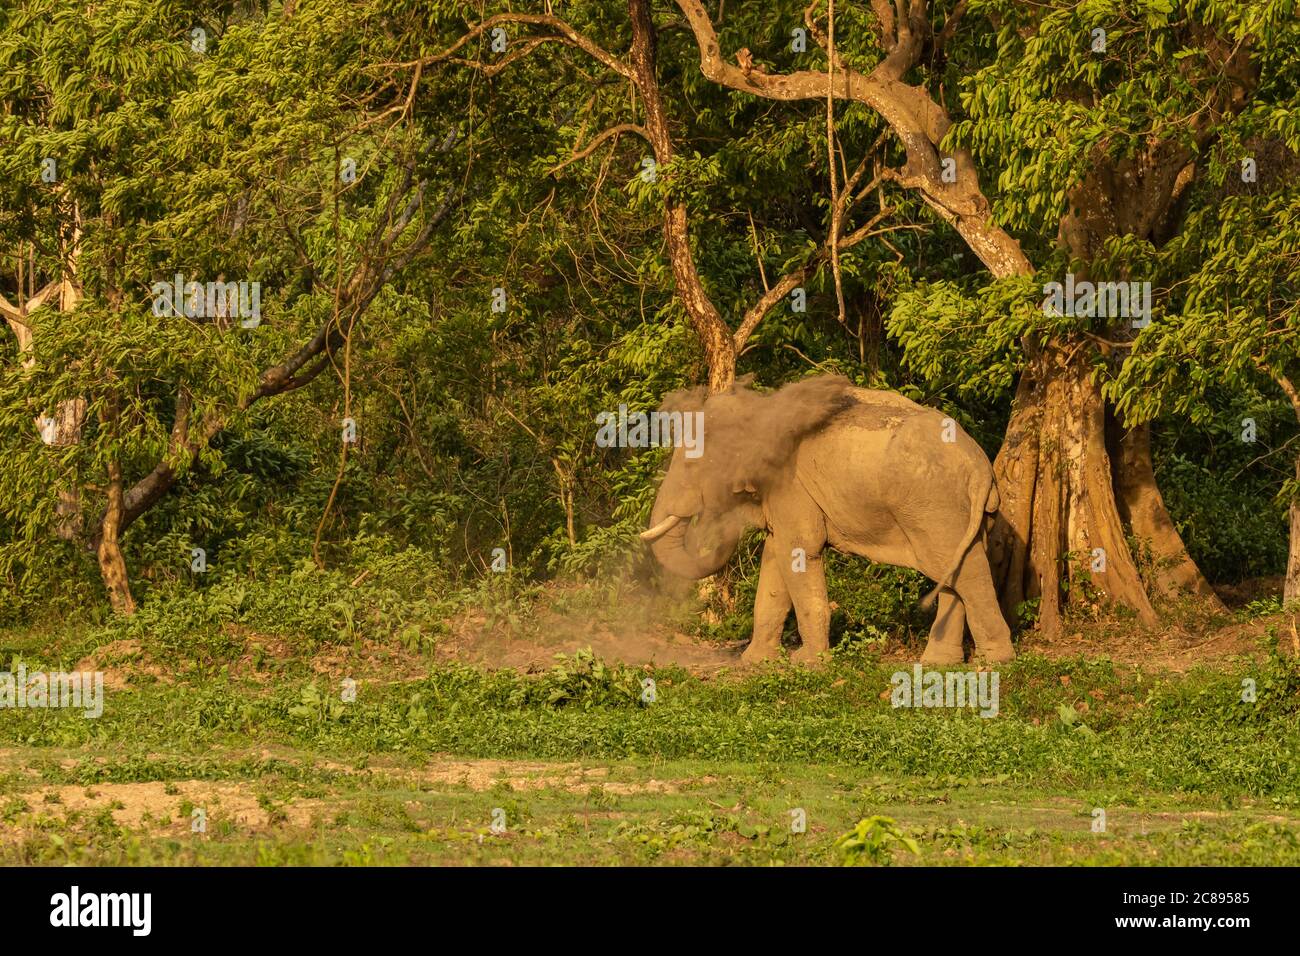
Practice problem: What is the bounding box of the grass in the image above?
[2,605,1299,865]
[3,748,1298,866]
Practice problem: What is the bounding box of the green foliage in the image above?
[1157,454,1289,580]
[536,649,645,710]
[0,1,1296,637]
[835,815,920,866]
[288,683,349,724]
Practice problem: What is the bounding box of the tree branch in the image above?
[407,13,633,80]
[108,174,462,535]
[548,123,653,176]
[673,0,1033,278]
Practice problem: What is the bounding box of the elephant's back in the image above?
[846,387,930,414]
[810,388,991,478]
[833,388,943,433]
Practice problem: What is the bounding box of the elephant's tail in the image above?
[919,469,997,612]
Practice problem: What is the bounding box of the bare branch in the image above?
[0,280,60,336]
[673,0,1033,278]
[734,205,901,350]
[548,124,653,176]
[405,13,632,80]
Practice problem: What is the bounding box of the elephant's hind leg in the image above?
[953,543,1015,663]
[921,589,967,665]
[742,538,792,664]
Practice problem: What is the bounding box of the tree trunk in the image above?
[1112,422,1224,607]
[628,0,736,393]
[1273,375,1300,608]
[48,396,88,540]
[97,459,137,615]
[990,341,1158,635]
[1286,456,1300,607]
[1280,371,1300,607]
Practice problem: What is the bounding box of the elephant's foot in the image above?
[972,641,1015,664]
[919,642,966,666]
[741,641,782,665]
[789,644,829,667]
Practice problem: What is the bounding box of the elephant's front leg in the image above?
[741,538,792,664]
[779,542,831,666]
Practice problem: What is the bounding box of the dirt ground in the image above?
[438,606,746,673]
[69,577,1296,690]
[1,756,713,841]
[433,579,1295,675]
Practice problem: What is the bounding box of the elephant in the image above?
[640,374,1014,665]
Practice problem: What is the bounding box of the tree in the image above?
[1112,143,1300,602]
[0,1,464,611]
[668,0,1296,631]
[423,0,1300,633]
[428,2,906,393]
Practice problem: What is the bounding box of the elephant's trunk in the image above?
[645,500,737,580]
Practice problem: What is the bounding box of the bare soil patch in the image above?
[440,582,744,673]
[11,780,325,833]
[439,612,743,672]
[1009,612,1296,671]
[413,757,714,795]
[74,639,170,690]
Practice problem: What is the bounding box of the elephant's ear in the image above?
[704,374,857,495]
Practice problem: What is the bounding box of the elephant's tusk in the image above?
[640,514,684,541]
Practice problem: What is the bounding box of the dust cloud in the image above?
[660,373,856,495]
